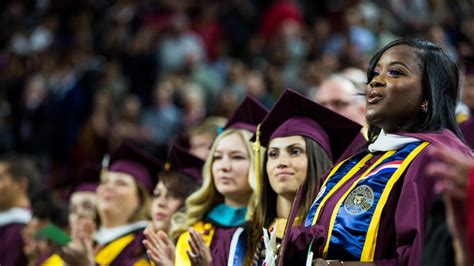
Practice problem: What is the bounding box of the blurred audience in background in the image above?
[0,0,472,223]
[0,1,473,265]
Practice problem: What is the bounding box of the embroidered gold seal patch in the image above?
[344,185,374,215]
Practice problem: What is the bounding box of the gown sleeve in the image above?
[281,224,326,265]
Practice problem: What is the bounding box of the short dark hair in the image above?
[159,172,200,202]
[0,154,40,198]
[31,189,69,228]
[366,38,462,143]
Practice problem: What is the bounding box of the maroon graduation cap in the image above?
[71,164,101,194]
[171,132,191,150]
[109,142,164,194]
[165,144,205,182]
[224,95,269,133]
[254,89,362,162]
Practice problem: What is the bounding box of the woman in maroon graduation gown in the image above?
[143,144,203,264]
[172,96,268,265]
[35,165,100,265]
[282,38,472,265]
[210,89,361,266]
[61,142,162,266]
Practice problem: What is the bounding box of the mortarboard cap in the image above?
[109,142,164,194]
[172,132,191,150]
[165,145,204,182]
[224,96,269,133]
[254,89,362,162]
[71,164,101,194]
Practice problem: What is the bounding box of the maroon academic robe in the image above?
[283,129,471,265]
[211,133,368,265]
[177,221,242,265]
[0,223,28,266]
[210,226,237,261]
[210,227,240,265]
[460,117,474,149]
[94,228,150,266]
[336,132,367,164]
[108,230,148,266]
[176,202,248,265]
[35,250,55,266]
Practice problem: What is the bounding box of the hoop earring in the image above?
[421,100,429,113]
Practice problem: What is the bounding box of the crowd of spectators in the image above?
[0,0,472,190]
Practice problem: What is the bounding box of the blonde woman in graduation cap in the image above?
[170,96,268,266]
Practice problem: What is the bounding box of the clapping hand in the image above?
[186,227,212,266]
[143,227,175,266]
[60,218,95,266]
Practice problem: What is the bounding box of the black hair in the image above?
[157,171,201,203]
[366,38,463,143]
[0,154,40,199]
[31,189,69,228]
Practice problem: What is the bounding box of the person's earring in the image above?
[421,100,429,113]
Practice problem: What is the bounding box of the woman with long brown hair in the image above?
[212,89,361,265]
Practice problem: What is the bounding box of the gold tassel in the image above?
[253,124,262,197]
[164,162,171,172]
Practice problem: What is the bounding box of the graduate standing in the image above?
[36,164,100,265]
[0,156,39,266]
[211,89,361,266]
[61,142,162,266]
[282,38,472,265]
[172,96,268,266]
[143,144,203,265]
